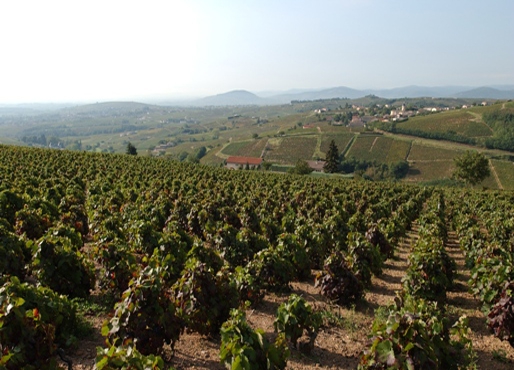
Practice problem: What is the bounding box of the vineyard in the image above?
[1,144,514,369]
[396,110,493,138]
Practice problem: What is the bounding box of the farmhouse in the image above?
[226,156,263,169]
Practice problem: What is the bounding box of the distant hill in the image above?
[272,86,364,102]
[193,90,267,106]
[62,101,156,115]
[454,87,514,99]
[191,85,514,106]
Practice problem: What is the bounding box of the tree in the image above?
[389,160,409,179]
[288,160,312,175]
[453,150,490,185]
[323,140,340,173]
[126,142,137,156]
[262,161,273,171]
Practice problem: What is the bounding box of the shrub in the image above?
[172,259,237,336]
[0,225,28,279]
[274,294,321,352]
[220,309,289,370]
[96,338,167,370]
[0,277,80,369]
[0,190,24,225]
[102,266,184,356]
[232,265,263,306]
[346,232,383,288]
[315,251,363,306]
[488,281,514,346]
[247,248,295,293]
[274,233,311,280]
[14,207,51,240]
[402,238,455,304]
[93,240,138,299]
[359,296,475,370]
[30,234,95,298]
[470,251,514,314]
[366,224,393,260]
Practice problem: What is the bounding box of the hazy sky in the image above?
[1,0,513,103]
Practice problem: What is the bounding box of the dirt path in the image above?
[467,111,494,134]
[369,137,379,152]
[489,159,504,189]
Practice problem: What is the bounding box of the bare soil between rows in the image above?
[67,227,514,369]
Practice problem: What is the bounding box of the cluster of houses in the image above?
[312,100,490,127]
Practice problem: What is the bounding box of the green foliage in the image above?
[323,140,340,173]
[274,233,311,280]
[14,206,52,240]
[0,190,24,225]
[346,232,384,288]
[366,224,393,259]
[315,251,363,306]
[287,159,312,175]
[469,252,514,313]
[453,150,491,185]
[274,294,321,348]
[378,121,478,145]
[402,237,455,304]
[96,338,167,370]
[93,240,138,299]
[483,108,514,151]
[172,259,238,336]
[126,142,137,155]
[247,248,295,292]
[220,309,289,370]
[0,277,80,369]
[0,224,28,279]
[102,266,184,356]
[487,281,514,346]
[232,265,264,306]
[213,224,253,267]
[30,233,95,298]
[359,296,475,370]
[389,160,410,179]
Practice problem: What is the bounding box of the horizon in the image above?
[1,0,513,104]
[2,83,514,107]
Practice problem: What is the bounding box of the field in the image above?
[220,138,268,158]
[1,145,514,370]
[344,135,377,161]
[264,136,318,163]
[407,143,461,161]
[397,110,493,138]
[386,139,412,162]
[404,160,456,182]
[2,98,514,188]
[345,135,410,164]
[491,159,514,190]
[320,133,355,156]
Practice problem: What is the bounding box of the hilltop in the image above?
[193,90,267,106]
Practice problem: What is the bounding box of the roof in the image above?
[226,156,263,165]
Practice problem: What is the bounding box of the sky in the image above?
[0,0,513,103]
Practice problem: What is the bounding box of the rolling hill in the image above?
[191,85,514,106]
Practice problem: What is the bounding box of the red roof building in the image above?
[226,156,263,169]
